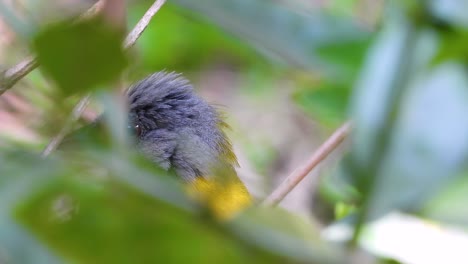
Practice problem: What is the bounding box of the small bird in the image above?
[127,71,251,219]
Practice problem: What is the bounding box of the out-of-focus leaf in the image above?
[432,30,468,64]
[315,39,371,81]
[14,172,292,263]
[8,146,307,264]
[229,207,343,264]
[422,173,468,227]
[33,18,127,95]
[429,0,468,29]
[130,3,263,73]
[350,38,468,221]
[294,81,351,127]
[0,152,64,264]
[349,18,435,171]
[368,62,468,218]
[347,10,468,222]
[0,220,61,264]
[173,0,370,78]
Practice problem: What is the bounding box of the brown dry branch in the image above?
[41,0,167,157]
[124,0,166,49]
[0,0,106,96]
[41,95,90,157]
[262,121,353,206]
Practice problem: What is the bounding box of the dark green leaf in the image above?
[432,30,468,64]
[13,169,286,264]
[294,81,351,127]
[33,18,127,95]
[173,0,370,78]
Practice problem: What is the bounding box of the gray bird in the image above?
[127,72,251,218]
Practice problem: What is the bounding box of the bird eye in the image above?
[128,124,142,137]
[135,124,142,136]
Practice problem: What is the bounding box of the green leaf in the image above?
[13,173,294,263]
[373,62,468,217]
[432,30,468,64]
[346,12,468,225]
[350,52,468,221]
[0,152,65,264]
[422,173,468,227]
[0,220,61,264]
[130,3,263,73]
[173,0,370,78]
[229,207,344,264]
[294,81,351,127]
[33,18,127,95]
[6,148,291,264]
[429,0,468,29]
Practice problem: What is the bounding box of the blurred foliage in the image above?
[33,18,127,95]
[2,142,337,264]
[294,81,351,127]
[129,2,265,73]
[2,0,468,263]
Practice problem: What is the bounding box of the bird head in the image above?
[126,72,237,182]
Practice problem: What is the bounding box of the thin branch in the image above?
[0,0,106,96]
[262,121,353,206]
[42,0,167,157]
[1,56,39,95]
[123,0,166,49]
[79,0,106,21]
[41,96,90,157]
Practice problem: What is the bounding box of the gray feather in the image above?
[127,71,232,181]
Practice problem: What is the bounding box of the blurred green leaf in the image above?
[33,18,127,95]
[0,219,61,264]
[130,3,263,73]
[0,152,65,264]
[294,81,351,127]
[173,0,370,78]
[16,176,257,264]
[230,207,343,264]
[372,62,468,217]
[429,0,468,29]
[432,30,468,64]
[350,39,468,221]
[345,11,468,225]
[335,202,357,220]
[316,39,372,81]
[423,172,468,227]
[349,17,426,174]
[5,145,314,264]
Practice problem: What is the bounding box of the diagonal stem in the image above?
[262,121,352,206]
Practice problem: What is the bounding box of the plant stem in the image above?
[262,121,352,206]
[349,19,420,247]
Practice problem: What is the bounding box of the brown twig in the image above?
[41,96,90,157]
[123,0,166,49]
[1,56,39,95]
[262,121,353,206]
[0,0,106,96]
[41,0,167,157]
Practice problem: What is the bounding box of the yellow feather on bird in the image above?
[127,71,251,219]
